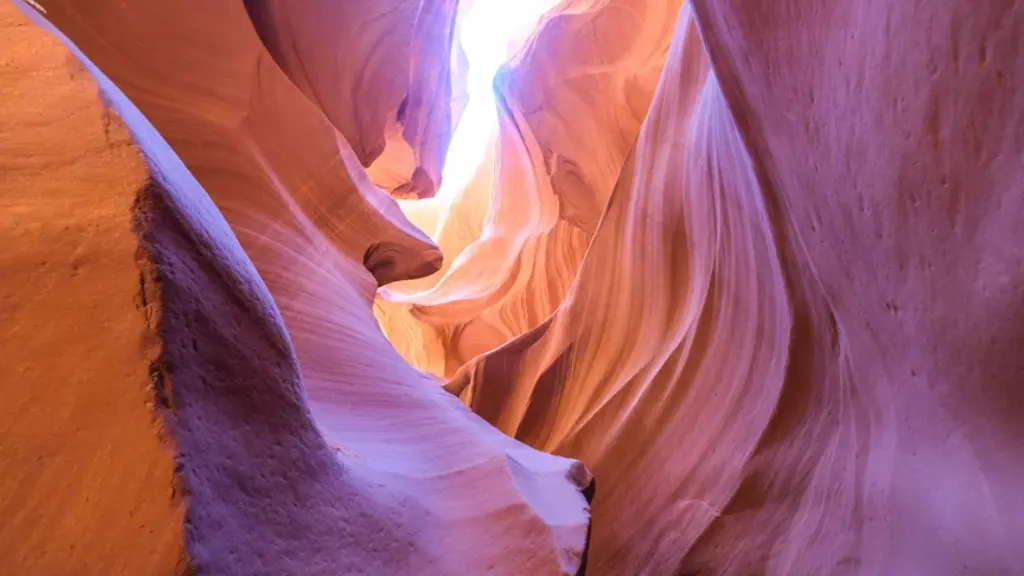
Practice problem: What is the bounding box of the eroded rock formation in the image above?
[3,0,1023,574]
[442,1,1024,574]
[244,0,459,199]
[1,8,185,572]
[1,2,590,574]
[448,9,790,572]
[377,0,682,378]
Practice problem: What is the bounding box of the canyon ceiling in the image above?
[1,0,1022,575]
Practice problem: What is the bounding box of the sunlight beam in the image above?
[397,0,560,240]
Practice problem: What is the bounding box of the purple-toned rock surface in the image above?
[0,2,591,574]
[4,0,1023,573]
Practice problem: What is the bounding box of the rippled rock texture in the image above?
[377,0,683,378]
[2,0,1023,574]
[387,0,1024,574]
[1,1,590,574]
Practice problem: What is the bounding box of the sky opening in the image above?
[398,0,559,238]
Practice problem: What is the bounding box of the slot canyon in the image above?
[2,0,1023,574]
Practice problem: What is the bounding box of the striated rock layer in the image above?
[377,0,682,379]
[448,1,1024,574]
[4,0,1023,573]
[1,2,592,574]
[449,7,789,572]
[688,1,1024,572]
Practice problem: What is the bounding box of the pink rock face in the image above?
[506,0,682,233]
[377,0,681,379]
[49,0,443,287]
[244,0,458,199]
[449,8,792,573]
[688,1,1024,572]
[2,1,591,574]
[446,1,1024,574]
[3,0,1023,573]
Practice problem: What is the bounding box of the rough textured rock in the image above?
[687,1,1024,573]
[507,0,682,233]
[0,8,186,572]
[2,2,591,574]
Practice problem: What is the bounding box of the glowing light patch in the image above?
[398,0,559,239]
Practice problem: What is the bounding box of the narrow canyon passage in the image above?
[377,0,568,372]
[2,0,1023,575]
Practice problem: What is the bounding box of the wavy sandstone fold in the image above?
[448,7,791,573]
[442,1,1024,574]
[4,0,1023,573]
[377,0,681,379]
[244,0,459,199]
[2,1,592,574]
[684,1,1024,573]
[507,0,682,233]
[27,0,443,288]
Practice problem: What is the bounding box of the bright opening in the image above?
[397,0,560,239]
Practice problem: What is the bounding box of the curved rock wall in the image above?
[3,0,1023,574]
[2,1,591,574]
[447,0,1024,573]
[448,7,792,572]
[378,0,681,379]
[244,0,459,199]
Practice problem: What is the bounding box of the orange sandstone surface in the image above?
[1,1,589,574]
[1,0,1022,574]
